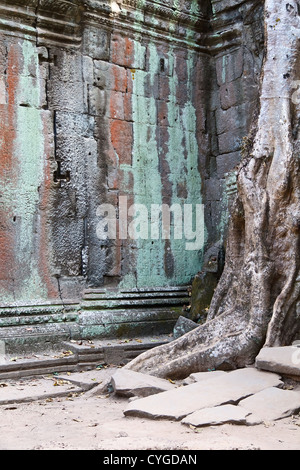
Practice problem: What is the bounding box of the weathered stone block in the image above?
[82,55,94,85]
[111,369,175,397]
[88,86,108,116]
[82,26,110,60]
[219,78,244,110]
[109,91,124,120]
[110,34,146,69]
[216,48,243,86]
[110,119,133,165]
[173,316,198,339]
[205,178,222,201]
[216,151,241,179]
[48,79,85,113]
[215,104,248,136]
[93,61,128,93]
[255,346,300,377]
[158,75,170,101]
[218,129,243,155]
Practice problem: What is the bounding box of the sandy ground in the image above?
[0,367,299,451]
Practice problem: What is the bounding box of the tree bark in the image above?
[124,0,300,379]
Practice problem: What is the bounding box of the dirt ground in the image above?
[0,367,299,451]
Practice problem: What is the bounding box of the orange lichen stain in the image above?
[0,43,19,283]
[110,119,133,166]
[124,37,134,67]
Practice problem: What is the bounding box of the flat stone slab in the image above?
[255,346,300,377]
[56,370,105,391]
[182,404,251,427]
[184,370,227,385]
[0,377,82,405]
[111,369,175,397]
[238,386,300,422]
[124,368,282,420]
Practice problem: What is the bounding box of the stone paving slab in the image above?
[181,404,251,427]
[55,370,106,391]
[183,370,227,385]
[255,346,300,377]
[124,368,282,420]
[238,386,300,422]
[0,377,82,406]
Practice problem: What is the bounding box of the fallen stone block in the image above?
[111,368,175,398]
[181,404,251,427]
[173,316,199,339]
[0,377,82,406]
[239,386,300,422]
[124,368,282,420]
[255,346,300,378]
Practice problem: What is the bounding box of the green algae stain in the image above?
[165,48,206,284]
[14,39,47,301]
[120,42,166,288]
[120,41,206,289]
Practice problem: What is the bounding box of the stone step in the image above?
[81,297,189,310]
[81,287,190,310]
[83,286,190,298]
[0,376,83,406]
[0,335,171,380]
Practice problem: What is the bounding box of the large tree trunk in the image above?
[124,0,300,379]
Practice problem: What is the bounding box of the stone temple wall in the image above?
[0,0,264,351]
